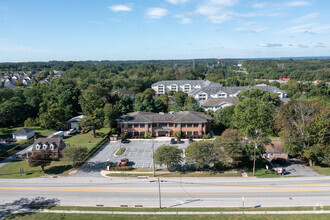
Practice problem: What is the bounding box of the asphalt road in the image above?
[1,176,330,208]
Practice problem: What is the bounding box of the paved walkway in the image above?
[13,209,330,216]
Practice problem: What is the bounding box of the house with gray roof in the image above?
[31,137,66,158]
[12,128,35,140]
[151,80,213,95]
[117,111,212,138]
[200,97,240,111]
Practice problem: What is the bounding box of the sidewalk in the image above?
[13,209,330,215]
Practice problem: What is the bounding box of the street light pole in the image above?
[158,178,162,209]
[252,137,258,176]
[152,138,155,177]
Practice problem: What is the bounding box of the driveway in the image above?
[271,158,323,177]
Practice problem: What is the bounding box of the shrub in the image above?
[24,117,39,127]
[110,166,134,171]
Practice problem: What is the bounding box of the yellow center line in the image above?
[0,182,329,191]
[1,187,330,193]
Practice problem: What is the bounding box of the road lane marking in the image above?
[1,187,330,194]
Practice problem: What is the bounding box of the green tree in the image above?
[63,146,88,167]
[214,105,235,130]
[173,91,188,108]
[104,103,120,130]
[185,141,218,169]
[79,84,107,137]
[154,145,182,169]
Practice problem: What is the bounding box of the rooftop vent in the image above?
[169,111,174,114]
[159,112,164,114]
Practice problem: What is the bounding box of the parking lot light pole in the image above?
[152,139,155,177]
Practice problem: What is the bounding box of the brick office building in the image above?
[117,111,212,138]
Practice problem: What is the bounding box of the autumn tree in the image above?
[28,149,52,171]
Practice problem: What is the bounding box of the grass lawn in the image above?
[6,213,330,220]
[107,172,242,178]
[0,126,55,138]
[64,127,109,153]
[246,168,280,178]
[115,148,126,156]
[311,166,330,176]
[30,205,330,212]
[0,159,73,179]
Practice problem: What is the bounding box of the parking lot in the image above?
[107,139,189,169]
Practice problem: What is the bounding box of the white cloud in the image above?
[166,0,190,5]
[258,43,282,47]
[146,8,168,19]
[175,14,192,24]
[209,0,239,6]
[235,26,267,33]
[285,1,310,7]
[279,23,330,34]
[293,12,319,22]
[252,3,267,8]
[314,42,325,48]
[108,5,132,12]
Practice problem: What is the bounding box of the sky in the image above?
[0,0,329,62]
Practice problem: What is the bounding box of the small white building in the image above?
[12,128,35,140]
[65,115,84,130]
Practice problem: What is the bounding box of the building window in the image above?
[54,152,57,157]
[43,144,47,150]
[182,131,186,136]
[184,84,191,93]
[128,124,132,128]
[218,93,226,98]
[194,124,198,128]
[134,124,139,128]
[140,132,145,137]
[140,124,145,128]
[36,144,41,150]
[170,84,177,91]
[50,144,55,150]
[202,124,205,128]
[198,93,207,101]
[169,123,173,127]
[122,124,124,128]
[158,85,165,94]
[128,132,133,137]
[182,124,186,127]
[175,123,178,128]
[152,123,157,127]
[159,123,167,127]
[187,131,192,136]
[134,132,139,136]
[148,124,151,128]
[194,131,198,136]
[187,124,192,128]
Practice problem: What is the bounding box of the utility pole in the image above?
[158,178,162,209]
[152,139,155,177]
[252,137,258,176]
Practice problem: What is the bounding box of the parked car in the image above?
[188,138,194,143]
[119,158,129,166]
[68,129,76,135]
[121,139,130,144]
[170,138,176,144]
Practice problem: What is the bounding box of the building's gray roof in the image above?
[191,84,285,96]
[118,111,212,123]
[13,128,35,136]
[111,89,134,96]
[200,97,240,107]
[32,137,65,152]
[152,80,212,87]
[4,80,16,89]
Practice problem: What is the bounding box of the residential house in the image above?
[263,142,288,160]
[31,137,66,158]
[12,128,35,140]
[200,97,240,111]
[111,89,135,98]
[117,111,212,138]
